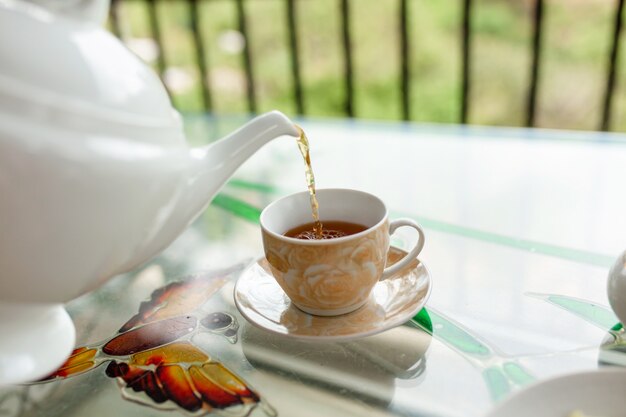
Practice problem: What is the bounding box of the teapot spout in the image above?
[81,112,299,279]
[181,110,299,227]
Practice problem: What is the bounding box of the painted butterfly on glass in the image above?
[33,270,274,417]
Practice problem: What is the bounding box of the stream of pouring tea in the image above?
[295,125,323,238]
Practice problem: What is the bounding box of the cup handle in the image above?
[380,218,425,280]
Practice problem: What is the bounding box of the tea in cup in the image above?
[260,188,425,316]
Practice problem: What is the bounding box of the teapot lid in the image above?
[0,0,183,144]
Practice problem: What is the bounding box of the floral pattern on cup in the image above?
[262,222,389,314]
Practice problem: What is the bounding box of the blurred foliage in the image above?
[110,0,626,131]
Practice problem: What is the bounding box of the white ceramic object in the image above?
[485,368,626,417]
[0,303,75,385]
[234,246,432,342]
[608,250,626,327]
[0,0,299,384]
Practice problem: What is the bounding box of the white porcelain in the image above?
[19,0,110,24]
[0,0,299,384]
[608,250,626,327]
[234,246,432,342]
[260,189,426,316]
[0,303,75,385]
[485,368,626,417]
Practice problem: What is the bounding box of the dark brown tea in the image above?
[285,221,368,240]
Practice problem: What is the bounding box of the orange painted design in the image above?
[106,342,259,411]
[120,278,227,332]
[122,344,258,409]
[199,363,257,399]
[30,273,265,416]
[55,361,95,378]
[188,365,242,408]
[107,344,260,412]
[156,365,203,412]
[64,347,96,367]
[106,361,145,383]
[136,371,169,404]
[129,342,209,366]
[41,347,98,380]
[105,362,168,404]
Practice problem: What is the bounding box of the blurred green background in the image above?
[111,0,626,131]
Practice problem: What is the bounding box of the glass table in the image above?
[2,115,625,417]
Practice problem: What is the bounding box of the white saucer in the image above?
[234,247,432,342]
[485,368,626,417]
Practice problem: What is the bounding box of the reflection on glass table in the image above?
[1,115,626,417]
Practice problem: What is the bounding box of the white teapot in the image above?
[0,0,299,384]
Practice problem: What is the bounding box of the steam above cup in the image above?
[260,189,425,316]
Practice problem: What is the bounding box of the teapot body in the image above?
[0,0,196,304]
[0,117,193,303]
[0,0,211,305]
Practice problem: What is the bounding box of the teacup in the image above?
[260,188,425,316]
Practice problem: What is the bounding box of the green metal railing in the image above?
[109,0,626,131]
